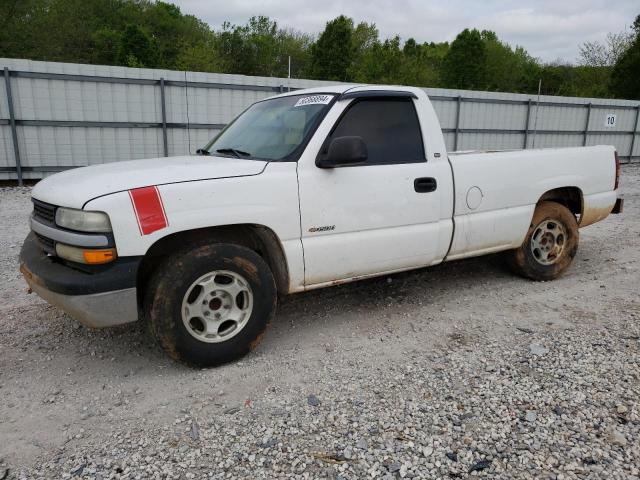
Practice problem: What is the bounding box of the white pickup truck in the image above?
[20,85,623,366]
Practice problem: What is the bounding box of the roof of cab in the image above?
[272,84,426,99]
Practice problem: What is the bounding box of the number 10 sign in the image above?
[605,114,617,128]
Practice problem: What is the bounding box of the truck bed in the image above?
[445,145,617,261]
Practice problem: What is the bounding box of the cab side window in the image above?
[329,98,425,165]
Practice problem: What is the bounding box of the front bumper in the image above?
[20,232,141,328]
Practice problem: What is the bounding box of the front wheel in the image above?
[145,243,277,367]
[507,201,579,281]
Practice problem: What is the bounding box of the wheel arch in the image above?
[136,224,290,308]
[538,186,583,220]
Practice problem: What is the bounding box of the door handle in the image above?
[414,177,437,193]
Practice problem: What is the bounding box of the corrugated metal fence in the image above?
[1,58,639,183]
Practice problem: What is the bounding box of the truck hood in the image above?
[32,155,268,208]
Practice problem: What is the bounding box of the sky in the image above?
[170,0,638,63]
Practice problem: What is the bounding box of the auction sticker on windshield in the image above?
[294,95,334,107]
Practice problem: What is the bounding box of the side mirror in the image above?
[316,136,368,168]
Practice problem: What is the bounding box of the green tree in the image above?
[0,0,218,69]
[400,39,448,87]
[579,31,633,67]
[536,61,613,98]
[244,15,279,75]
[610,15,640,99]
[0,0,118,63]
[214,16,308,77]
[480,30,540,93]
[175,40,220,72]
[0,0,627,98]
[142,1,189,68]
[118,24,157,67]
[309,15,354,81]
[350,21,379,68]
[91,28,121,65]
[441,28,487,90]
[276,27,313,78]
[350,36,403,83]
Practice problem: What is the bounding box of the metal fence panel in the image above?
[19,125,165,168]
[1,57,639,183]
[534,104,587,131]
[588,107,636,131]
[588,132,633,153]
[0,126,11,167]
[459,101,528,130]
[0,75,8,119]
[429,99,458,130]
[532,132,585,149]
[459,131,526,151]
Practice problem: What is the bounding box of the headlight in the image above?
[55,208,112,233]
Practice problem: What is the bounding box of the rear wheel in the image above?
[507,201,579,281]
[145,243,277,367]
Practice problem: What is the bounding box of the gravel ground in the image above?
[0,166,639,479]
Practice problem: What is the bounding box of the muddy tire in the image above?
[144,243,277,367]
[507,201,579,281]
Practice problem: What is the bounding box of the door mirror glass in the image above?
[317,136,368,168]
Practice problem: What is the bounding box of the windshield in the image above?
[202,94,335,161]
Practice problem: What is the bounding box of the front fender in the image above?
[83,163,305,291]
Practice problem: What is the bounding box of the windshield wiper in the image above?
[215,148,252,158]
[196,148,210,155]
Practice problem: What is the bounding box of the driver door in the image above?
[297,95,450,287]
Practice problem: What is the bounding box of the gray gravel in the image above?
[1,166,639,479]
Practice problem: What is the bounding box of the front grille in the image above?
[33,200,56,224]
[35,233,55,253]
[32,200,57,254]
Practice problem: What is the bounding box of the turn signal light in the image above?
[83,249,117,264]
